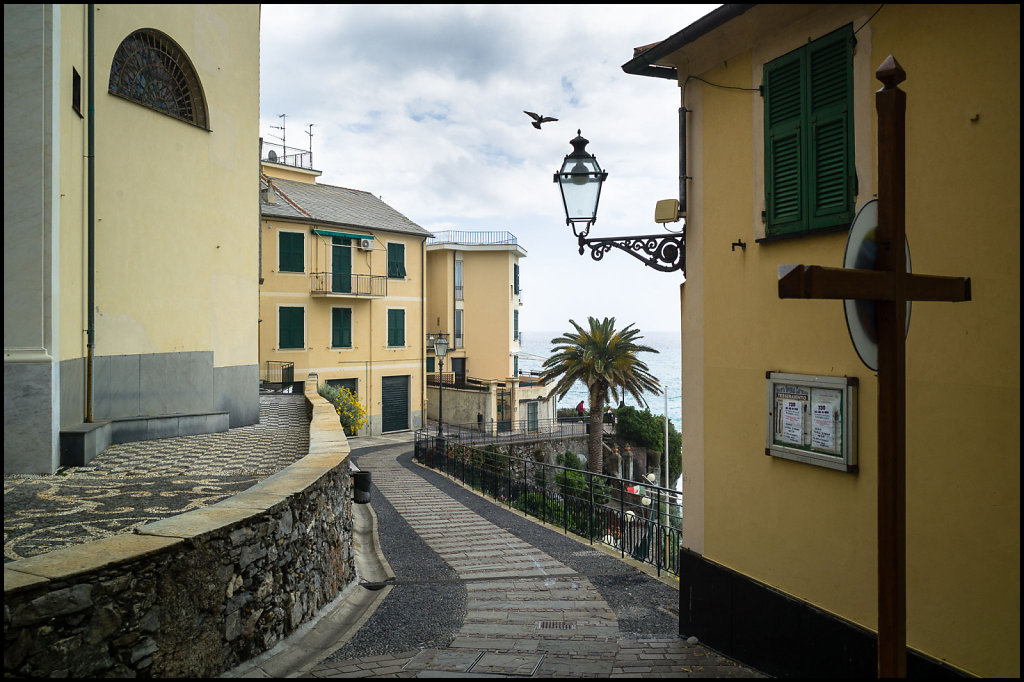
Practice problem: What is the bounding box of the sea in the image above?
[518,330,681,434]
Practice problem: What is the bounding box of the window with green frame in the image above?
[331,308,352,348]
[279,306,304,349]
[387,243,406,278]
[763,24,855,238]
[387,309,405,347]
[279,231,304,272]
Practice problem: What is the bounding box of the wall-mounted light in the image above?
[554,131,686,273]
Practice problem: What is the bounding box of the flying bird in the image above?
[524,111,558,129]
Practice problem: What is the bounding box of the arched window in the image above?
[108,29,208,129]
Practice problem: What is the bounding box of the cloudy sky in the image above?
[259,4,719,334]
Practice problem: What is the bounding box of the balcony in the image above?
[427,230,518,246]
[260,140,314,170]
[310,272,387,297]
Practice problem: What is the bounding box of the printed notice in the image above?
[810,388,843,454]
[781,399,803,445]
[811,401,835,450]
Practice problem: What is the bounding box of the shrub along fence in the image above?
[413,430,683,577]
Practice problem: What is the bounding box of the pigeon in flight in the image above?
[524,111,558,129]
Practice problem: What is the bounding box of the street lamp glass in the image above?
[555,131,606,227]
[433,336,449,357]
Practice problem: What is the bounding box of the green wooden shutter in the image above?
[279,306,304,349]
[387,243,406,278]
[764,51,805,235]
[388,309,404,346]
[514,310,519,340]
[764,24,853,236]
[514,263,520,294]
[332,308,352,348]
[426,356,435,373]
[332,237,352,293]
[808,27,854,229]
[279,232,304,272]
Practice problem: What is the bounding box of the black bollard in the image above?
[352,470,371,504]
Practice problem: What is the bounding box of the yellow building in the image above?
[4,5,261,474]
[623,4,1019,677]
[259,151,431,435]
[424,231,555,431]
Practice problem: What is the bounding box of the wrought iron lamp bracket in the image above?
[576,226,686,273]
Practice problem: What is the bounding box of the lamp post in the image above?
[555,130,686,273]
[428,332,449,437]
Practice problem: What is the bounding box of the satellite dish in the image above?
[843,199,911,371]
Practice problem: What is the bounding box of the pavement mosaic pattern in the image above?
[3,395,310,563]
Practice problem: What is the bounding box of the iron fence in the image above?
[414,431,683,577]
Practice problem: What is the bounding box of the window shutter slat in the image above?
[765,54,805,233]
[808,29,853,228]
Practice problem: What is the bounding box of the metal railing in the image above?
[414,431,683,577]
[310,272,387,297]
[427,230,518,246]
[263,360,294,384]
[261,141,313,170]
[434,417,590,443]
[455,284,464,301]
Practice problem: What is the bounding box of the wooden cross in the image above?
[777,55,971,678]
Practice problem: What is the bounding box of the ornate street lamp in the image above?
[554,131,686,273]
[427,332,449,437]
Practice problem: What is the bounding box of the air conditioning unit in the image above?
[357,238,373,251]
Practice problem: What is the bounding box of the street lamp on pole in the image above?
[554,130,686,273]
[428,332,449,437]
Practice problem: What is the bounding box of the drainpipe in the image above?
[85,3,96,422]
[678,106,688,217]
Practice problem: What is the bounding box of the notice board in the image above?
[766,372,858,472]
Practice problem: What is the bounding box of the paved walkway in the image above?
[233,443,764,678]
[3,395,314,563]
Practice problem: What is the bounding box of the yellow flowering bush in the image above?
[318,383,367,437]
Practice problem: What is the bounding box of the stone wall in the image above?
[3,383,355,677]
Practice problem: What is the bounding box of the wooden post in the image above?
[777,56,971,678]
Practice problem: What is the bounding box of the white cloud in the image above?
[261,4,720,332]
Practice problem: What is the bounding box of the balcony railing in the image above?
[455,284,464,301]
[414,430,683,578]
[310,272,387,297]
[261,141,314,170]
[427,230,518,246]
[261,361,294,390]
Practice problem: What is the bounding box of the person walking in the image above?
[576,400,586,418]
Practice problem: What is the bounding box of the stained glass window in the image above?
[108,29,208,129]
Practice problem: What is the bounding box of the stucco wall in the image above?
[675,4,1019,676]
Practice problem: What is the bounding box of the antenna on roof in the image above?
[269,113,286,149]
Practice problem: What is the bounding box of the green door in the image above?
[332,237,351,293]
[381,375,409,432]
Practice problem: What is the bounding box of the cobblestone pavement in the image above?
[3,395,310,563]
[304,444,764,678]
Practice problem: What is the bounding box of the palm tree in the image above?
[540,317,661,473]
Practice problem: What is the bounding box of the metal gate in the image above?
[381,375,409,432]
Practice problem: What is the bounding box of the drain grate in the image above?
[537,620,576,630]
